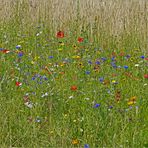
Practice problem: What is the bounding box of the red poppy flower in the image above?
[70,85,77,91]
[57,31,64,38]
[1,49,10,54]
[78,37,84,43]
[144,74,148,79]
[145,58,148,61]
[16,82,22,86]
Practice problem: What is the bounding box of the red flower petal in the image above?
[16,82,22,86]
[57,31,64,38]
[144,74,148,79]
[78,37,84,43]
[2,49,10,53]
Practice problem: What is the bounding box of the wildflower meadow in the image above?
[0,0,148,147]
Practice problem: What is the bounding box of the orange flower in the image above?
[71,85,77,91]
[72,139,79,145]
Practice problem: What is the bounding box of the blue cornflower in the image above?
[99,77,104,83]
[32,77,36,80]
[85,71,90,75]
[111,62,117,68]
[18,52,23,57]
[49,56,53,59]
[111,57,115,61]
[124,65,128,69]
[95,61,100,65]
[16,45,21,49]
[94,103,100,108]
[88,60,92,64]
[39,81,42,84]
[126,54,131,59]
[84,144,90,148]
[109,106,113,109]
[140,55,145,59]
[43,75,48,80]
[101,57,107,62]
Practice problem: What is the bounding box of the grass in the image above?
[0,0,148,147]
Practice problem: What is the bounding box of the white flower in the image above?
[84,98,90,101]
[44,92,48,96]
[69,96,74,99]
[24,102,33,108]
[135,64,139,67]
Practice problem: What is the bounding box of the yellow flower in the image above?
[72,139,79,145]
[112,80,116,83]
[73,45,77,48]
[64,114,68,117]
[78,62,84,68]
[60,63,64,67]
[76,55,81,59]
[127,101,135,106]
[50,131,54,134]
[31,61,35,65]
[60,42,64,46]
[15,50,20,53]
[19,40,24,44]
[128,96,136,105]
[73,119,77,123]
[134,48,140,51]
[58,48,63,51]
[34,56,40,61]
[72,55,81,59]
